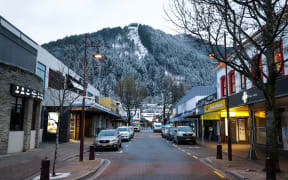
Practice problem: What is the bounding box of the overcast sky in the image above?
[0,0,175,44]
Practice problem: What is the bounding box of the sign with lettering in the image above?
[204,99,226,113]
[11,84,43,100]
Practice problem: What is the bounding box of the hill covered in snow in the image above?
[42,23,216,98]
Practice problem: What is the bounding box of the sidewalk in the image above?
[198,140,288,180]
[0,139,105,180]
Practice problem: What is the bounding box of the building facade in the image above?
[0,16,43,154]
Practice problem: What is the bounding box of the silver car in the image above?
[173,126,196,145]
[94,129,122,150]
[117,126,130,141]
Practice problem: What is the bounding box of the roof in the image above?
[72,102,120,118]
[176,86,216,106]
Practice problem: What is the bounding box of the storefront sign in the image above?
[204,99,226,113]
[201,114,220,120]
[196,93,217,107]
[11,84,43,100]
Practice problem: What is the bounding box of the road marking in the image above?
[182,149,186,152]
[173,144,178,148]
[188,146,200,149]
[214,171,225,178]
[186,152,191,156]
[192,155,198,159]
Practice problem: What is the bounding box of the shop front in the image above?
[202,98,250,143]
[229,76,288,151]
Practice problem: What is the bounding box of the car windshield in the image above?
[118,127,128,131]
[98,130,116,136]
[178,126,193,132]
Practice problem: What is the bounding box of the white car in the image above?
[117,126,130,141]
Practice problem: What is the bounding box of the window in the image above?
[251,54,262,87]
[48,69,65,90]
[241,73,246,89]
[229,71,236,94]
[36,62,46,94]
[10,97,25,131]
[273,41,284,75]
[220,76,226,97]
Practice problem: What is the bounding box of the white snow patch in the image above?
[127,26,148,60]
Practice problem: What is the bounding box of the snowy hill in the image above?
[42,24,216,97]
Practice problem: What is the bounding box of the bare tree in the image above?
[166,0,288,171]
[115,75,147,125]
[45,65,81,177]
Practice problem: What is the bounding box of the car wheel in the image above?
[116,144,119,151]
[192,140,196,145]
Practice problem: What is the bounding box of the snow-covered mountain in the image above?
[42,23,216,98]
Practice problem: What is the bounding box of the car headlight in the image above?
[111,138,118,142]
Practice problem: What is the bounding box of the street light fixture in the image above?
[80,34,102,162]
[208,32,232,161]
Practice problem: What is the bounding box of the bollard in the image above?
[266,156,276,180]
[216,144,222,159]
[40,157,50,180]
[89,145,95,160]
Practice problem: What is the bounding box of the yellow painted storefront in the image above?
[202,99,250,143]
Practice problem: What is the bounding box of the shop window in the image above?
[251,54,263,87]
[255,116,266,145]
[31,101,37,130]
[273,41,285,75]
[229,70,236,94]
[220,76,226,97]
[10,97,25,131]
[241,73,246,89]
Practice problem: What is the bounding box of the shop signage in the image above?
[204,99,226,113]
[229,87,263,108]
[11,84,43,100]
[196,93,217,107]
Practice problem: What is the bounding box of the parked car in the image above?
[128,126,134,138]
[94,129,122,150]
[167,126,176,141]
[117,126,131,141]
[173,126,196,145]
[161,126,165,137]
[163,125,171,138]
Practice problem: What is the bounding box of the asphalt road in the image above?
[94,130,227,180]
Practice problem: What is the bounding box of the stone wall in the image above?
[0,62,43,154]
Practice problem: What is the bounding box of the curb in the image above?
[74,159,107,180]
[200,157,249,180]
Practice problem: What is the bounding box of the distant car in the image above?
[133,124,140,132]
[163,126,171,138]
[161,126,165,137]
[117,127,131,141]
[128,126,134,138]
[173,126,196,145]
[167,127,176,141]
[153,123,162,133]
[94,129,122,150]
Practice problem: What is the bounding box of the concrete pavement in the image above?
[0,141,106,180]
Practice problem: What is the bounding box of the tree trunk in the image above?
[52,114,61,176]
[265,96,280,172]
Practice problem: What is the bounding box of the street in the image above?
[93,130,228,180]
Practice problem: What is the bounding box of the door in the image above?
[238,118,247,142]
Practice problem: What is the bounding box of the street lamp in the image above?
[80,34,102,162]
[208,32,232,161]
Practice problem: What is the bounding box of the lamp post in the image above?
[209,32,232,161]
[80,34,102,162]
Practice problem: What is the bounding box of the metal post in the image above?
[89,145,95,160]
[224,32,232,161]
[80,34,87,162]
[40,157,50,180]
